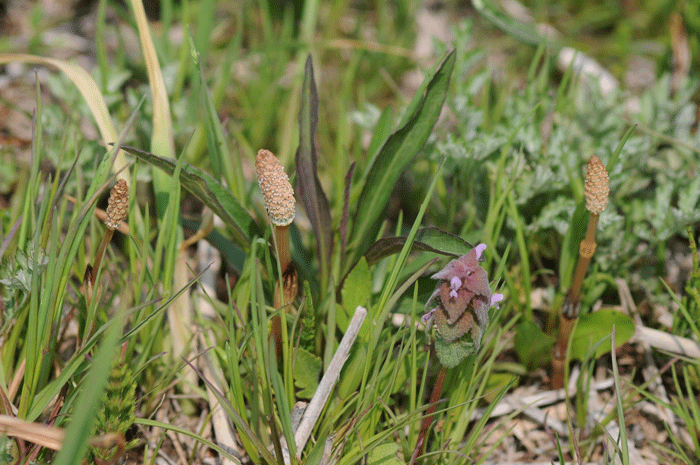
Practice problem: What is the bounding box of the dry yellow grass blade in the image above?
[126,0,174,161]
[0,414,125,459]
[0,53,129,184]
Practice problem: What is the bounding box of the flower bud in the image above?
[423,244,503,367]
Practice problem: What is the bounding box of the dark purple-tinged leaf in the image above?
[346,51,455,275]
[340,162,356,262]
[119,145,261,249]
[364,227,473,266]
[295,55,333,283]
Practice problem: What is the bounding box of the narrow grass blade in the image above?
[471,0,550,47]
[189,33,244,200]
[348,52,455,274]
[295,55,333,287]
[135,418,242,464]
[183,358,278,464]
[372,159,446,347]
[119,145,261,249]
[606,124,636,174]
[610,326,630,465]
[339,162,356,262]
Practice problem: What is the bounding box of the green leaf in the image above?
[337,344,367,400]
[293,348,322,399]
[295,55,333,287]
[365,107,395,169]
[135,418,240,463]
[340,256,372,339]
[514,321,554,371]
[347,52,456,275]
[606,124,636,175]
[570,310,635,361]
[119,145,261,249]
[364,227,473,266]
[435,333,477,369]
[368,442,404,465]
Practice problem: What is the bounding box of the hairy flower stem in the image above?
[411,364,447,463]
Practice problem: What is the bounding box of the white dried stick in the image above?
[294,306,367,459]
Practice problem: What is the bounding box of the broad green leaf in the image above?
[340,257,372,339]
[365,107,395,170]
[484,372,518,403]
[293,348,322,399]
[120,145,261,249]
[347,52,455,274]
[364,227,473,266]
[295,55,333,286]
[570,309,634,361]
[514,321,554,371]
[368,442,404,465]
[337,344,367,400]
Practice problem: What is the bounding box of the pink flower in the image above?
[422,244,503,347]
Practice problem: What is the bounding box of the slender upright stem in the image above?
[552,155,608,389]
[411,364,447,463]
[256,149,297,361]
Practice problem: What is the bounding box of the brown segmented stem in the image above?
[552,155,610,389]
[255,149,298,359]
